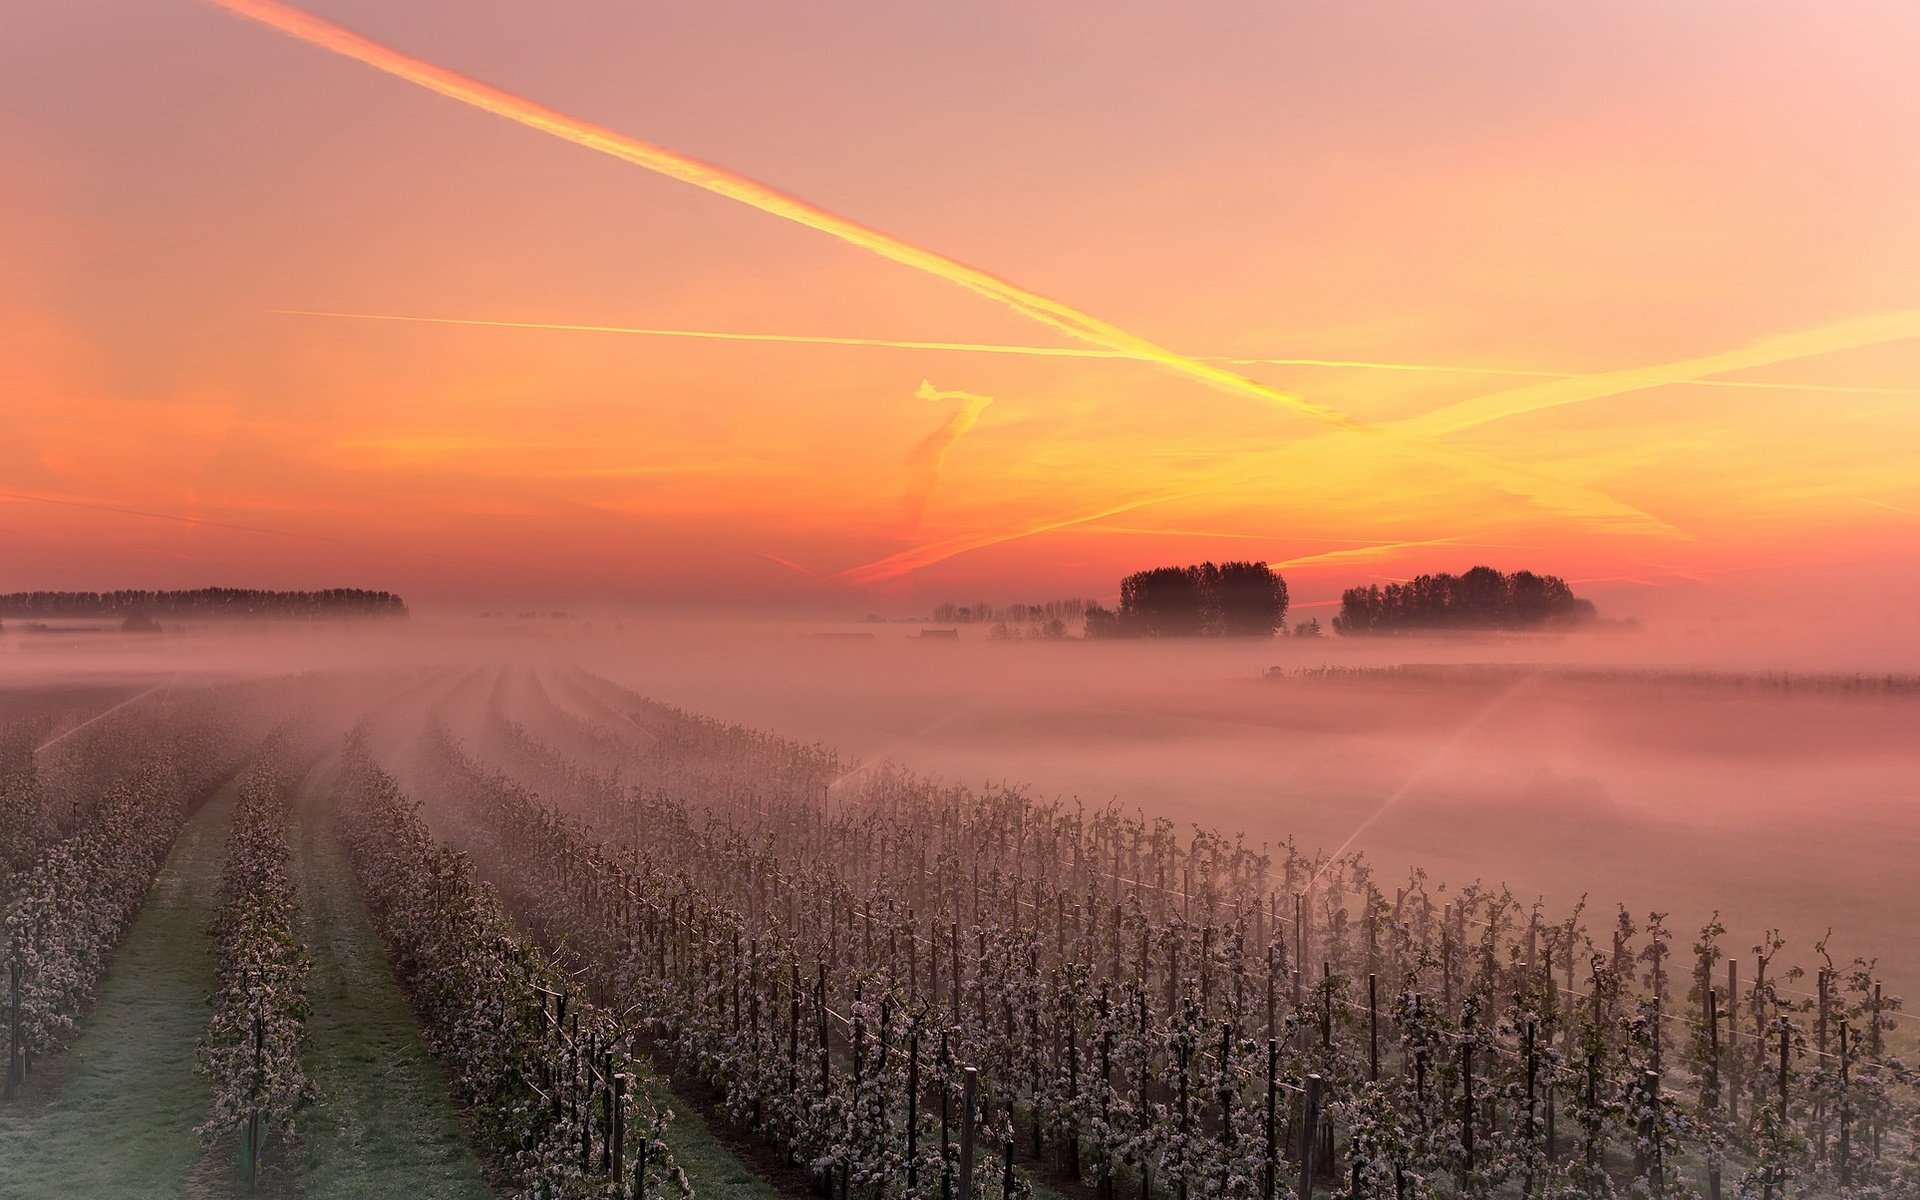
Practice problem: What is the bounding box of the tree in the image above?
[1213,561,1289,637]
[0,588,407,620]
[1455,565,1507,629]
[1107,560,1292,638]
[1083,604,1123,639]
[1118,566,1211,637]
[1331,566,1596,635]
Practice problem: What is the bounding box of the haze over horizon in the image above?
[4,0,1918,643]
[7,9,1920,1199]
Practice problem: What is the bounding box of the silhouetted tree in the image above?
[1214,560,1289,636]
[1456,564,1507,628]
[1331,566,1595,635]
[1083,604,1123,639]
[932,598,1089,626]
[1119,565,1211,637]
[1109,560,1288,638]
[0,588,408,620]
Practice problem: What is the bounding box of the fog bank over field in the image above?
[552,620,1911,981]
[5,612,1918,1000]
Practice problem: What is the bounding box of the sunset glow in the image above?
[4,0,1916,619]
[4,11,1920,1191]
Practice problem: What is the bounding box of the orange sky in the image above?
[3,1,1918,617]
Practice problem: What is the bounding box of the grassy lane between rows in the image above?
[0,779,239,1200]
[289,754,495,1200]
[296,737,782,1199]
[632,1073,782,1200]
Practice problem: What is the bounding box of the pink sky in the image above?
[2,1,1917,620]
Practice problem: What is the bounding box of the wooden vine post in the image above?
[958,1067,978,1200]
[5,956,20,1101]
[1299,1073,1325,1199]
[907,1026,921,1191]
[1264,1038,1279,1200]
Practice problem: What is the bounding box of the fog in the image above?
[5,613,1917,1009]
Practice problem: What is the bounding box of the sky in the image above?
[3,0,1918,619]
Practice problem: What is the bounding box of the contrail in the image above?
[207,0,1668,535]
[1568,553,1881,589]
[905,380,995,530]
[0,489,351,544]
[841,488,1510,583]
[1088,525,1525,546]
[837,489,1202,585]
[1268,537,1469,571]
[837,307,1920,581]
[0,488,544,578]
[276,310,1119,361]
[278,308,1920,399]
[1857,496,1914,515]
[1396,309,1920,439]
[1083,525,1310,541]
[755,552,822,579]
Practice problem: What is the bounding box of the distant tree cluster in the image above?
[929,598,1090,626]
[0,588,408,620]
[1331,566,1594,635]
[1085,561,1288,638]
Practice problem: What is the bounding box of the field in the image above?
[1,631,1916,1199]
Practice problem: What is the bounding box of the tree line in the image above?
[1079,562,1597,639]
[928,598,1091,626]
[0,588,408,620]
[1331,566,1594,635]
[1085,560,1289,638]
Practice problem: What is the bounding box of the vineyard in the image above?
[0,668,1913,1199]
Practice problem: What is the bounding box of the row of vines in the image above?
[335,732,688,1198]
[388,666,1918,1199]
[198,750,312,1184]
[2,685,275,1098]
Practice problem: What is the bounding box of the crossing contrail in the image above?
[206,0,1669,536]
[906,381,995,530]
[1856,496,1913,515]
[1395,309,1920,438]
[837,307,1920,580]
[275,309,1920,399]
[1267,538,1468,571]
[837,488,1205,584]
[0,489,351,544]
[754,552,823,580]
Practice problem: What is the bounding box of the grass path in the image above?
[0,780,238,1200]
[633,1074,783,1199]
[289,755,494,1200]
[292,746,789,1198]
